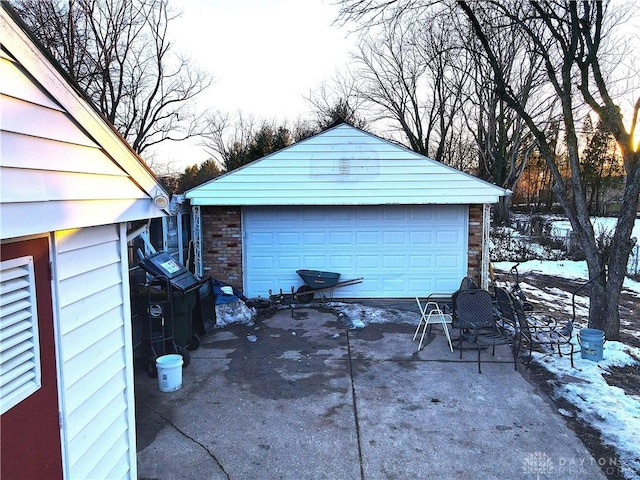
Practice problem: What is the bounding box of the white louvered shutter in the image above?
[1,256,42,415]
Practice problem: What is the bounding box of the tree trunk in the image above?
[587,150,640,340]
[587,259,624,341]
[493,196,510,226]
[590,272,622,340]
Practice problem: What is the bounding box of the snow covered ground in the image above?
[550,217,640,240]
[494,259,640,480]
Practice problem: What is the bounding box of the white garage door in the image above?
[243,205,468,298]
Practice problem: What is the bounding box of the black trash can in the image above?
[170,288,197,348]
[193,278,216,336]
[144,283,197,349]
[136,251,203,350]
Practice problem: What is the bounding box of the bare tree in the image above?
[581,118,625,216]
[11,0,211,155]
[337,1,542,224]
[306,70,369,130]
[457,0,639,338]
[336,0,640,338]
[202,112,294,173]
[460,17,549,224]
[351,10,469,162]
[201,111,257,172]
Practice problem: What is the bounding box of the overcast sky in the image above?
[176,0,353,118]
[152,1,640,172]
[151,0,355,170]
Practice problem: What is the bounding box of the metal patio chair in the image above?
[493,286,521,334]
[413,296,454,352]
[459,276,479,290]
[510,292,574,368]
[452,288,519,373]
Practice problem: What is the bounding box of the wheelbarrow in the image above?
[294,269,363,302]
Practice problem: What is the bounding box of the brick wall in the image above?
[467,204,483,285]
[201,206,243,287]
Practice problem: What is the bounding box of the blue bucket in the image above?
[578,328,605,362]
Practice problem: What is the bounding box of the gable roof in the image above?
[0,5,169,239]
[186,123,508,206]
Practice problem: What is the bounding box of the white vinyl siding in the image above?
[1,54,62,110]
[187,124,507,206]
[0,43,163,240]
[0,255,41,415]
[54,224,136,479]
[1,131,125,175]
[1,10,167,479]
[1,167,145,203]
[1,94,98,147]
[243,205,468,298]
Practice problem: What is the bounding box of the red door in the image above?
[1,237,63,479]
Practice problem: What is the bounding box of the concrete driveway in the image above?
[135,304,604,480]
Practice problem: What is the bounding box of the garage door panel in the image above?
[383,209,406,220]
[252,279,278,294]
[251,232,273,246]
[409,255,432,268]
[436,231,462,244]
[356,256,380,269]
[435,277,458,292]
[436,255,461,268]
[276,232,299,246]
[411,209,435,221]
[409,278,435,292]
[354,280,381,297]
[384,276,406,291]
[271,210,299,222]
[410,231,432,245]
[327,256,352,269]
[436,208,464,221]
[356,210,379,221]
[301,209,326,221]
[383,256,405,268]
[250,256,274,270]
[243,205,468,298]
[301,232,325,245]
[355,231,378,245]
[383,231,405,244]
[329,232,352,245]
[276,256,300,269]
[301,255,326,269]
[327,210,351,221]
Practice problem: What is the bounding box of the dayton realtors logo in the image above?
[522,452,554,478]
[522,451,626,478]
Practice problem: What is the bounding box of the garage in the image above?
[243,205,467,298]
[186,122,507,297]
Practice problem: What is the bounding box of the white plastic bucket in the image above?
[156,354,183,392]
[578,328,605,362]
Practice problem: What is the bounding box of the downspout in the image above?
[191,205,203,277]
[481,203,491,289]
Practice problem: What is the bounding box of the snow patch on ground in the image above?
[534,342,640,479]
[495,257,640,479]
[322,302,420,328]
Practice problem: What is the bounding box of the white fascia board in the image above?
[0,199,166,241]
[188,196,505,206]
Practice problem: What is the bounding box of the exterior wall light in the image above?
[153,193,169,209]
